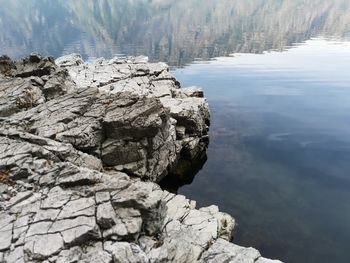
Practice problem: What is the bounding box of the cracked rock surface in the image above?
[0,54,282,263]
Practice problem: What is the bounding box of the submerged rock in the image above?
[0,54,282,263]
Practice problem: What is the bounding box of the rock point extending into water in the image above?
[0,53,282,263]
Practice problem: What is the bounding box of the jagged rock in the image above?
[0,54,75,117]
[1,88,178,181]
[81,250,112,263]
[0,130,102,185]
[12,53,55,79]
[160,97,209,136]
[96,201,117,229]
[147,223,204,262]
[104,242,148,263]
[111,181,166,236]
[55,54,84,68]
[182,86,205,98]
[55,247,83,263]
[201,239,283,263]
[55,244,113,263]
[143,191,236,263]
[56,54,210,183]
[1,54,209,183]
[0,54,283,263]
[102,207,142,241]
[0,55,15,76]
[0,78,45,117]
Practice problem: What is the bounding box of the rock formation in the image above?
[0,53,282,263]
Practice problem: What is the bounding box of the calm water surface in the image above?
[174,40,350,262]
[1,1,350,263]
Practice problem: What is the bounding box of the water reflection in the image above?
[174,39,350,263]
[2,1,350,263]
[1,0,350,66]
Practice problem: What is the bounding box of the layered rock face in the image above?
[0,54,282,263]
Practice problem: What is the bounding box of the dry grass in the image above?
[0,170,14,185]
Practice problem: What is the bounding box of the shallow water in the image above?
[1,1,350,262]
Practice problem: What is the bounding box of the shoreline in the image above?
[0,53,282,263]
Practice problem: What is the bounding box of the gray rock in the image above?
[6,246,24,263]
[57,54,210,183]
[55,243,113,263]
[182,86,204,98]
[0,54,75,118]
[24,233,64,260]
[102,208,142,241]
[0,54,209,184]
[26,221,52,237]
[96,201,117,229]
[41,187,72,209]
[33,208,60,223]
[55,247,83,263]
[0,55,15,76]
[256,258,284,263]
[8,191,33,207]
[0,53,282,263]
[200,239,283,263]
[50,216,100,245]
[160,96,209,136]
[13,215,30,245]
[81,250,112,263]
[0,78,45,117]
[95,192,110,204]
[0,213,14,251]
[111,181,166,236]
[57,197,95,219]
[199,205,236,241]
[55,54,84,68]
[148,221,204,263]
[104,242,148,263]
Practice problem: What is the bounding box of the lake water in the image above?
[175,40,350,262]
[1,1,350,263]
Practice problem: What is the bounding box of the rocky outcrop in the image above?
[0,54,282,263]
[0,54,75,118]
[1,53,209,184]
[55,54,210,184]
